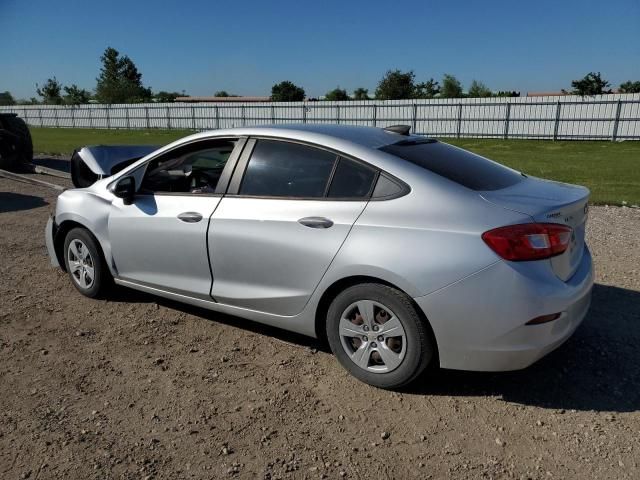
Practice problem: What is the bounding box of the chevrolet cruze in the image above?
[45,124,593,388]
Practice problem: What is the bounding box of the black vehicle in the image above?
[0,113,33,170]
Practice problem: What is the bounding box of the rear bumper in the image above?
[414,246,594,372]
[45,216,60,268]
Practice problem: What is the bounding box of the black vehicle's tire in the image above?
[63,228,110,298]
[0,115,33,170]
[326,283,434,389]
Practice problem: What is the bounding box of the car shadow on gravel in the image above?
[406,283,640,413]
[0,192,48,213]
[110,285,326,351]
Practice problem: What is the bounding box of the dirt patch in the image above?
[1,177,639,479]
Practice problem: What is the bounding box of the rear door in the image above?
[208,138,378,316]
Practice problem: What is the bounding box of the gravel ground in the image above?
[1,176,639,479]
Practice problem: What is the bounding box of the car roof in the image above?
[215,124,429,149]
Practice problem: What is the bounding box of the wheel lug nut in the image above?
[371,342,377,348]
[378,336,383,342]
[363,325,369,331]
[373,325,379,331]
[362,336,368,341]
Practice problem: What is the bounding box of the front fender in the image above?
[54,189,116,275]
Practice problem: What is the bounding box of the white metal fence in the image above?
[2,93,639,140]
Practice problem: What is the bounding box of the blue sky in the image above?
[1,0,639,99]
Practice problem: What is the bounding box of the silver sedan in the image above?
[45,124,593,388]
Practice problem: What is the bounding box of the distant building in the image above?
[526,91,571,97]
[175,96,271,103]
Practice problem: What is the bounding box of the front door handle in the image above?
[178,212,203,223]
[298,216,334,229]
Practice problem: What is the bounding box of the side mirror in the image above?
[113,176,136,205]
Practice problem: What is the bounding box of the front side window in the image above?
[140,139,237,194]
[239,140,337,197]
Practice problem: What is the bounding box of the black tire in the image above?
[63,227,110,298]
[326,283,434,389]
[0,115,33,170]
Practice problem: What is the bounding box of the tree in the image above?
[16,97,40,105]
[271,81,305,101]
[467,80,492,98]
[325,87,350,101]
[36,77,63,104]
[214,90,231,97]
[0,91,16,106]
[155,91,183,102]
[63,84,91,104]
[375,70,416,100]
[415,78,440,99]
[440,74,463,98]
[570,72,611,96]
[95,47,152,103]
[619,80,640,93]
[353,87,370,100]
[495,91,520,97]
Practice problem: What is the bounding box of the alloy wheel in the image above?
[67,239,95,289]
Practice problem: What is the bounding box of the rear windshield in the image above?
[380,140,523,191]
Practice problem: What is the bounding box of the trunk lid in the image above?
[481,176,590,281]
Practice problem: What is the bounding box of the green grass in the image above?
[443,139,640,206]
[29,127,640,205]
[31,127,195,155]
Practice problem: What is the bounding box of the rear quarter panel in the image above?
[325,173,532,298]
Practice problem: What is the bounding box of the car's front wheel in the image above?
[63,227,109,298]
[326,283,434,389]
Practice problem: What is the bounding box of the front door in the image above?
[209,138,378,316]
[108,137,242,298]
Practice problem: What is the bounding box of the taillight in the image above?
[482,223,572,261]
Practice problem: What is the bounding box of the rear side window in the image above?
[240,140,337,197]
[328,158,377,198]
[380,140,523,191]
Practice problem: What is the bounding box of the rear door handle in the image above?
[298,216,334,229]
[177,212,203,223]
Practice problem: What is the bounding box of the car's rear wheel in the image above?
[326,283,434,389]
[63,228,109,298]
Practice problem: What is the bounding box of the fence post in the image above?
[38,107,43,127]
[503,103,511,139]
[456,103,462,138]
[106,105,111,129]
[191,106,196,130]
[22,107,28,126]
[54,107,59,128]
[611,100,623,142]
[166,106,171,129]
[553,101,561,141]
[412,103,417,133]
[145,107,150,129]
[302,104,307,124]
[271,105,276,123]
[372,104,377,127]
[336,104,340,124]
[215,106,220,129]
[125,106,130,129]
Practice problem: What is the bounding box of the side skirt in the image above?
[114,278,318,338]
